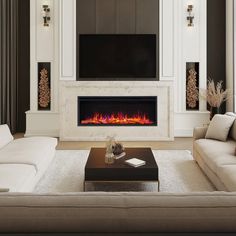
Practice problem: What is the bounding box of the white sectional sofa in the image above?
[193,114,236,191]
[1,123,236,234]
[0,125,57,192]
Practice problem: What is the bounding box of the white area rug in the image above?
[34,150,216,193]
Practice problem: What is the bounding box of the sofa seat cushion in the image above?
[194,139,236,174]
[0,137,57,171]
[217,165,236,191]
[0,164,36,192]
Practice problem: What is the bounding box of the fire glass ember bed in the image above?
[77,96,157,126]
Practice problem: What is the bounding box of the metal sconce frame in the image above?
[187,5,194,27]
[42,5,50,27]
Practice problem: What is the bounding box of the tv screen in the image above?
[78,34,157,79]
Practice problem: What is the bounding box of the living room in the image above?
[1,0,236,234]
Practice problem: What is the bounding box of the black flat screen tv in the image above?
[78,34,157,80]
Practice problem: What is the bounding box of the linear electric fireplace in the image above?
[77,96,157,126]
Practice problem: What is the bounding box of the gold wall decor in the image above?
[186,62,199,110]
[38,63,51,110]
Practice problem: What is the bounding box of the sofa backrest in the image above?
[0,192,236,233]
[226,112,236,140]
[0,124,13,149]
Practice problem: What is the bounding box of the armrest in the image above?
[193,127,208,140]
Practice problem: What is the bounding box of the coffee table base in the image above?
[84,181,160,192]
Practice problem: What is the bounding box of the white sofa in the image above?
[0,125,57,192]
[193,114,236,191]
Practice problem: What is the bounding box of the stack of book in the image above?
[125,158,146,167]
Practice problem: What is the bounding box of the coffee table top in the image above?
[85,147,158,181]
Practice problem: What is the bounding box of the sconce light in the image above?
[187,5,194,27]
[42,5,50,27]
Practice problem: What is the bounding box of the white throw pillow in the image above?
[205,114,236,141]
[0,124,14,149]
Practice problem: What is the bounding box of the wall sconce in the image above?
[42,5,51,27]
[187,5,194,27]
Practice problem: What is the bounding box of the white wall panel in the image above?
[160,0,175,79]
[27,0,60,137]
[36,0,54,61]
[60,0,76,80]
[174,0,208,136]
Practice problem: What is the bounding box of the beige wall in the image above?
[226,0,234,112]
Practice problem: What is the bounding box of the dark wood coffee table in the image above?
[84,147,159,191]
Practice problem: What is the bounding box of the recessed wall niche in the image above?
[38,62,51,111]
[186,62,199,111]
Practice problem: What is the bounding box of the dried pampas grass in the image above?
[204,79,228,108]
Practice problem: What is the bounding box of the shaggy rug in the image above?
[34,150,216,193]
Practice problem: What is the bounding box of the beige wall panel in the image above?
[77,0,96,34]
[116,0,136,33]
[136,0,158,33]
[96,0,116,33]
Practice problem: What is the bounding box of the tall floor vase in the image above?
[210,106,220,120]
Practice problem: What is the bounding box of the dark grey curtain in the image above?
[0,0,18,133]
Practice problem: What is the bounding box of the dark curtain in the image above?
[0,0,18,133]
[207,0,226,113]
[17,0,30,132]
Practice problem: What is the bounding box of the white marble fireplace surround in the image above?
[60,81,174,141]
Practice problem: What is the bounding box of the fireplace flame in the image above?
[81,112,154,125]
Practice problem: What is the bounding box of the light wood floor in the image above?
[14,133,193,151]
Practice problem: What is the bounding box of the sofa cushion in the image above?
[0,137,57,171]
[0,164,36,192]
[194,139,236,174]
[0,124,13,149]
[205,114,235,141]
[226,112,236,141]
[217,165,236,191]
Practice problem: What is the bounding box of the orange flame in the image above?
[81,112,154,125]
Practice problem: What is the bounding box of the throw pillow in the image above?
[205,114,236,141]
[0,124,14,149]
[226,112,236,140]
